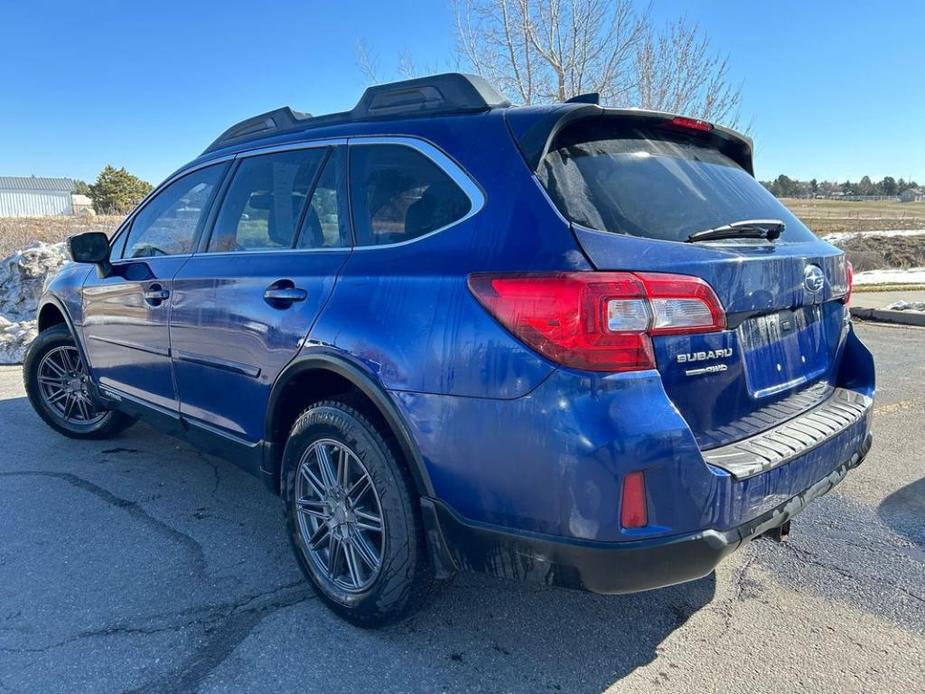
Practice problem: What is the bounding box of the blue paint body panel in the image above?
[35,98,875,587]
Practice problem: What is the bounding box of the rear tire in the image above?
[23,325,133,439]
[282,399,435,627]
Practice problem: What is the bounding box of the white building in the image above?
[0,176,78,216]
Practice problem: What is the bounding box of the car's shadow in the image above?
[0,391,717,693]
[878,476,925,549]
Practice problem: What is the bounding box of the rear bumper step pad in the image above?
[702,387,872,479]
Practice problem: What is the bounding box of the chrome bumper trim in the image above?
[702,387,872,479]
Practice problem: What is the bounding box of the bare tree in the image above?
[453,0,742,126]
[355,38,453,86]
[355,38,381,84]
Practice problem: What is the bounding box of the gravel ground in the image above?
[0,322,922,693]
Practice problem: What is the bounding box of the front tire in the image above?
[282,399,435,627]
[23,325,133,439]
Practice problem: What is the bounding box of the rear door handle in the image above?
[143,284,170,306]
[264,281,307,307]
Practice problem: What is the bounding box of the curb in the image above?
[850,307,925,327]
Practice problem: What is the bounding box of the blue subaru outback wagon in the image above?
[25,73,874,626]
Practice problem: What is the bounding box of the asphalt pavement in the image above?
[0,322,922,693]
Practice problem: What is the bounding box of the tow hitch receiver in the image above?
[764,520,791,542]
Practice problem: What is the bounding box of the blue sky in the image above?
[3,0,923,185]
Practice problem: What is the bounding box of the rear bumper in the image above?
[423,433,872,594]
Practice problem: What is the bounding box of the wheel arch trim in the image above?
[262,351,436,498]
[36,296,90,368]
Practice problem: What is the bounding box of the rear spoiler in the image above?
[504,104,755,175]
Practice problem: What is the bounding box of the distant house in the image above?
[0,176,78,216]
[900,188,925,203]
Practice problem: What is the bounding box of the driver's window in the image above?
[122,164,226,259]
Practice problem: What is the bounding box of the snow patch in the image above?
[885,300,925,313]
[823,229,925,243]
[853,267,925,286]
[0,242,70,364]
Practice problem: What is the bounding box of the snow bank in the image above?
[0,242,69,364]
[823,229,925,243]
[853,267,925,286]
[885,300,925,313]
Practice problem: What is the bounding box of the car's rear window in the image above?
[538,121,816,243]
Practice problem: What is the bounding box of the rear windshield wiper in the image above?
[687,219,785,243]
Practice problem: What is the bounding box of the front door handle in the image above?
[143,284,170,306]
[264,280,307,307]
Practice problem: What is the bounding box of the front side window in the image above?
[350,144,471,246]
[208,148,326,252]
[122,164,225,259]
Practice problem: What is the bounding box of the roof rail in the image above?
[204,73,510,154]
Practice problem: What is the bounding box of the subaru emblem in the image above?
[804,264,825,293]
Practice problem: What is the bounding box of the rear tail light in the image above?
[468,271,725,373]
[620,471,648,528]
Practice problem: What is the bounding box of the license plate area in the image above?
[738,306,828,398]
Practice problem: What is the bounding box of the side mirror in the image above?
[67,232,112,277]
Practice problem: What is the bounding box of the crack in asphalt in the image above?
[193,451,222,496]
[715,545,759,638]
[126,582,314,694]
[778,541,925,605]
[0,470,207,576]
[0,580,313,668]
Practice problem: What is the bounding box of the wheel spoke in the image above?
[327,535,343,579]
[337,447,349,488]
[297,497,328,520]
[315,444,337,491]
[344,542,362,587]
[354,509,382,533]
[46,388,68,405]
[347,475,372,504]
[63,394,75,420]
[39,375,66,386]
[308,522,329,549]
[352,531,380,571]
[61,348,77,373]
[44,357,67,378]
[299,465,326,499]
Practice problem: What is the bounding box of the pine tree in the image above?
[88,166,153,215]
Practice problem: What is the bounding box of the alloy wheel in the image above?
[37,346,105,426]
[295,438,385,593]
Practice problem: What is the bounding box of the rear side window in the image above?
[538,121,816,243]
[297,147,350,249]
[209,148,326,252]
[122,164,225,259]
[350,144,471,246]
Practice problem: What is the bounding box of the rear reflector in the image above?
[620,471,648,528]
[468,272,725,372]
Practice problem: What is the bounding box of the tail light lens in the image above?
[468,271,725,372]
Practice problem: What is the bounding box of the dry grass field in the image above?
[781,198,925,234]
[0,215,124,258]
[0,199,923,261]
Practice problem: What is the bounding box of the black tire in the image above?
[282,399,435,627]
[23,325,133,439]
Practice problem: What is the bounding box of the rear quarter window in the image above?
[349,144,472,246]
